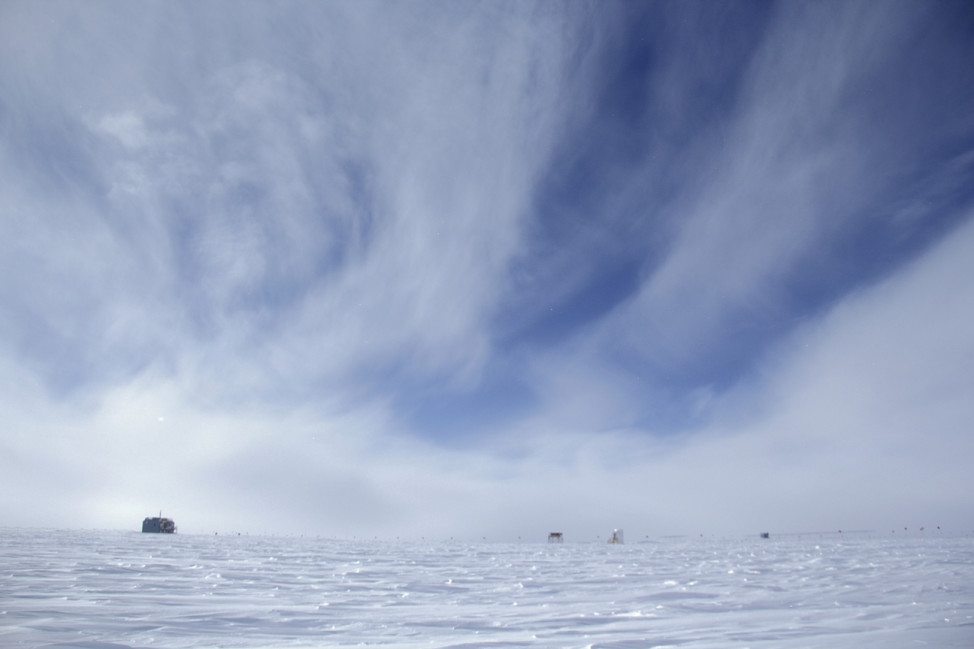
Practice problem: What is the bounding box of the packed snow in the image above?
[1,528,972,648]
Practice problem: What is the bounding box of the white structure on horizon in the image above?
[608,529,624,544]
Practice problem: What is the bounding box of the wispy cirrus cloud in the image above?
[596,2,970,382]
[2,2,595,399]
[1,1,973,537]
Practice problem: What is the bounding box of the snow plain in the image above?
[1,528,972,649]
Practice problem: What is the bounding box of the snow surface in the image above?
[1,529,972,648]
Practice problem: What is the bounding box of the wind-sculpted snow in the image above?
[1,530,972,648]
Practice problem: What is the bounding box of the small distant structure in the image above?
[760,532,770,539]
[548,532,564,543]
[142,512,176,534]
[608,529,624,544]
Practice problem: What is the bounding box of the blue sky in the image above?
[2,1,974,539]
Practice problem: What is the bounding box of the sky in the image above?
[2,1,974,541]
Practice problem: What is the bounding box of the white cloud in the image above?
[2,2,972,539]
[598,2,931,369]
[95,111,150,150]
[6,208,970,537]
[470,212,974,537]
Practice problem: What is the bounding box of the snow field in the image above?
[1,529,972,648]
